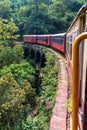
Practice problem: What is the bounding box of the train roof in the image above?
[67,3,87,33]
[36,34,50,37]
[51,33,66,36]
[23,35,36,36]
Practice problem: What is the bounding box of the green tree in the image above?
[15,3,50,35]
[0,71,35,129]
[0,18,19,44]
[63,0,85,28]
[0,0,12,19]
[0,43,24,68]
[0,73,26,129]
[0,61,36,86]
[48,0,67,33]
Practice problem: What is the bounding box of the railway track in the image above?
[40,47,70,130]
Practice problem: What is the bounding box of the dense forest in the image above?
[0,0,87,129]
[0,0,86,42]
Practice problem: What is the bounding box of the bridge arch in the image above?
[35,50,41,62]
[30,49,35,59]
[23,44,46,67]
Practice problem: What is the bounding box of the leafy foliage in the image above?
[0,43,24,68]
[0,0,86,129]
[0,0,86,37]
[0,64,36,129]
[67,98,72,113]
[10,0,86,36]
[22,51,59,130]
[0,73,26,129]
[0,18,19,43]
[0,61,36,86]
[0,0,12,19]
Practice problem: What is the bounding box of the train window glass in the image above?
[68,35,72,59]
[37,37,47,41]
[84,25,87,32]
[70,35,72,44]
[68,43,72,60]
[70,44,72,60]
[62,39,64,45]
[57,36,59,39]
[66,36,69,52]
[60,39,63,44]
[56,38,57,43]
[58,39,61,44]
[67,43,69,53]
[57,39,59,43]
[83,16,86,32]
[74,30,78,40]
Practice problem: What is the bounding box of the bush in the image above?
[0,61,36,86]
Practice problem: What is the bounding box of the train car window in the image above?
[66,36,69,52]
[37,37,47,41]
[57,36,59,39]
[84,25,87,32]
[62,39,64,45]
[70,44,72,60]
[56,38,59,43]
[58,39,60,44]
[56,38,58,43]
[51,35,65,45]
[70,35,72,44]
[60,39,63,44]
[74,30,78,38]
[67,35,72,60]
[83,16,86,32]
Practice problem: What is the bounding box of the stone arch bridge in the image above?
[23,43,46,67]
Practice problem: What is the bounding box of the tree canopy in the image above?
[0,0,87,129]
[0,0,86,40]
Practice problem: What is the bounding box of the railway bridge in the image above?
[23,43,68,129]
[23,43,46,67]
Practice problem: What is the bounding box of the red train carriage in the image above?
[36,35,51,46]
[51,33,66,53]
[23,35,37,43]
[23,34,66,53]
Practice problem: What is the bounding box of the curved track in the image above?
[47,49,68,130]
[27,44,69,129]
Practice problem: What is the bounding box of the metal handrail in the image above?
[72,32,87,130]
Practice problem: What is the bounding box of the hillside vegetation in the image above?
[0,0,86,43]
[0,0,86,129]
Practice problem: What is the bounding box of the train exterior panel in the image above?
[23,34,65,53]
[51,33,65,53]
[23,35,36,43]
[66,19,79,87]
[66,4,87,129]
[36,35,51,46]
